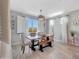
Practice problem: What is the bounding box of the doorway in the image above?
[49,17,68,43]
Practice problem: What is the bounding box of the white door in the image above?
[53,19,62,42]
[53,17,68,43]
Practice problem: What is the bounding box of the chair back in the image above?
[21,33,31,46]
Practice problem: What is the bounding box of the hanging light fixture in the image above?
[38,9,46,33]
[38,9,45,21]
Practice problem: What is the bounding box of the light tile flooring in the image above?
[14,42,79,59]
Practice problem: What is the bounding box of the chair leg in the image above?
[21,46,23,51]
[23,46,25,54]
[21,46,25,54]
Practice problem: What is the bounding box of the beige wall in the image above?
[0,0,12,59]
[0,16,1,39]
[0,0,11,44]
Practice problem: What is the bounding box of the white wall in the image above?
[38,20,45,33]
[11,13,21,45]
[49,20,54,34]
[67,10,79,46]
[69,10,79,33]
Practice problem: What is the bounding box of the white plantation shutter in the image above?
[17,16,26,33]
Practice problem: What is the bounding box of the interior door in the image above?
[53,19,62,42]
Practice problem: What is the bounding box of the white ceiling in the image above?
[10,0,79,17]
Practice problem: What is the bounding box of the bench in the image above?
[39,35,54,52]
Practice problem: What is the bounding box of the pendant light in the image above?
[38,9,45,21]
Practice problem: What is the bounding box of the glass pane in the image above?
[27,18,38,32]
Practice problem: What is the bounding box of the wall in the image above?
[0,41,12,59]
[45,19,49,34]
[68,10,79,46]
[68,10,79,33]
[11,13,21,45]
[0,0,11,43]
[0,0,12,59]
[49,20,54,34]
[0,0,1,39]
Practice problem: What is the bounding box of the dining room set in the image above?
[21,32,54,53]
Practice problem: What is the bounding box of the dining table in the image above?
[26,35,41,51]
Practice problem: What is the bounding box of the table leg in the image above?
[31,40,36,51]
[48,42,52,47]
[39,45,43,52]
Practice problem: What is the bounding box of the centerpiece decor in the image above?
[29,27,37,36]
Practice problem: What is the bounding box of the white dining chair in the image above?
[21,33,31,54]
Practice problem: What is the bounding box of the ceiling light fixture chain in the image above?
[40,9,42,15]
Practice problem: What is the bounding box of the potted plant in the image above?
[70,31,75,45]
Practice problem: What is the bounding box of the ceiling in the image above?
[10,0,79,18]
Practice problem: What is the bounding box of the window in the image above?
[27,18,38,32]
[27,18,38,28]
[17,16,38,33]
